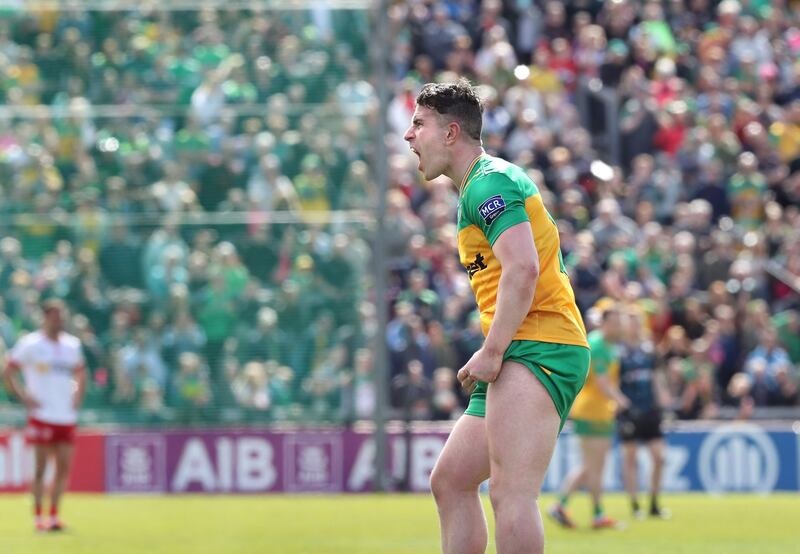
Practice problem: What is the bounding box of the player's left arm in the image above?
[73,361,87,410]
[653,366,671,410]
[459,222,539,385]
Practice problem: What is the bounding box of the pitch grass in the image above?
[0,493,797,554]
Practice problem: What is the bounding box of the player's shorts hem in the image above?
[572,418,616,437]
[464,340,590,431]
[463,403,485,417]
[618,409,664,442]
[25,417,77,445]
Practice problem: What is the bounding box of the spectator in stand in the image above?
[172,352,212,422]
[741,327,794,406]
[391,358,432,420]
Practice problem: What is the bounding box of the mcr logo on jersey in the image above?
[464,253,487,280]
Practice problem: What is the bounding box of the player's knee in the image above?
[431,458,484,504]
[430,462,458,502]
[585,463,605,485]
[586,456,605,475]
[33,465,47,480]
[488,476,538,511]
[55,464,70,480]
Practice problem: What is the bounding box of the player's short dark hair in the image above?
[416,79,483,141]
[601,307,620,322]
[41,298,65,314]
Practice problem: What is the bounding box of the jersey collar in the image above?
[458,153,485,196]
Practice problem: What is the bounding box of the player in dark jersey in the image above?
[617,308,671,519]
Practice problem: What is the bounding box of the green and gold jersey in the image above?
[570,329,619,422]
[456,154,588,348]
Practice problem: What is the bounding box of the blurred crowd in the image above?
[0,1,798,424]
[383,0,800,420]
[0,6,377,424]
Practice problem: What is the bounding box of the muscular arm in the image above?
[459,222,538,387]
[483,222,539,356]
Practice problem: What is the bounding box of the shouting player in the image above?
[2,299,86,532]
[405,79,589,553]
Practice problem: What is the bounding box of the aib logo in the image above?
[297,445,330,486]
[698,424,779,493]
[121,446,153,486]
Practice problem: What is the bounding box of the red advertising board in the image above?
[0,429,105,492]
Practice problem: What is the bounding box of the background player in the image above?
[3,299,86,532]
[549,307,628,529]
[618,307,671,519]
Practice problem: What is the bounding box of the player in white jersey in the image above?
[3,299,86,532]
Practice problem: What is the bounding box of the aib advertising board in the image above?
[1,423,798,494]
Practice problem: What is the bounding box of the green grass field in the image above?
[0,493,797,554]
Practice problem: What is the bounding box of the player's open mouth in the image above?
[410,146,422,169]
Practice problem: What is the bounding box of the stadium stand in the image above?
[0,1,797,427]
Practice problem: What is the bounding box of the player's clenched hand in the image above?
[458,347,504,390]
[457,366,476,393]
[22,395,40,410]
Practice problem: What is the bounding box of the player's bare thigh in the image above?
[431,414,490,494]
[647,438,666,460]
[581,436,613,470]
[621,440,638,463]
[486,360,560,493]
[33,444,55,475]
[54,443,75,473]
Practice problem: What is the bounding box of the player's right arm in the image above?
[588,336,630,410]
[3,359,39,410]
[595,373,630,411]
[456,171,537,387]
[3,339,40,410]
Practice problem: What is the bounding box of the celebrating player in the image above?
[405,79,590,554]
[2,299,86,532]
[548,307,629,529]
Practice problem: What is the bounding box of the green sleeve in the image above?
[462,173,529,246]
[588,333,610,375]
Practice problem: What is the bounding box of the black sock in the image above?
[631,498,640,513]
[650,495,660,513]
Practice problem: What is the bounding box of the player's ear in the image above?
[445,121,461,145]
